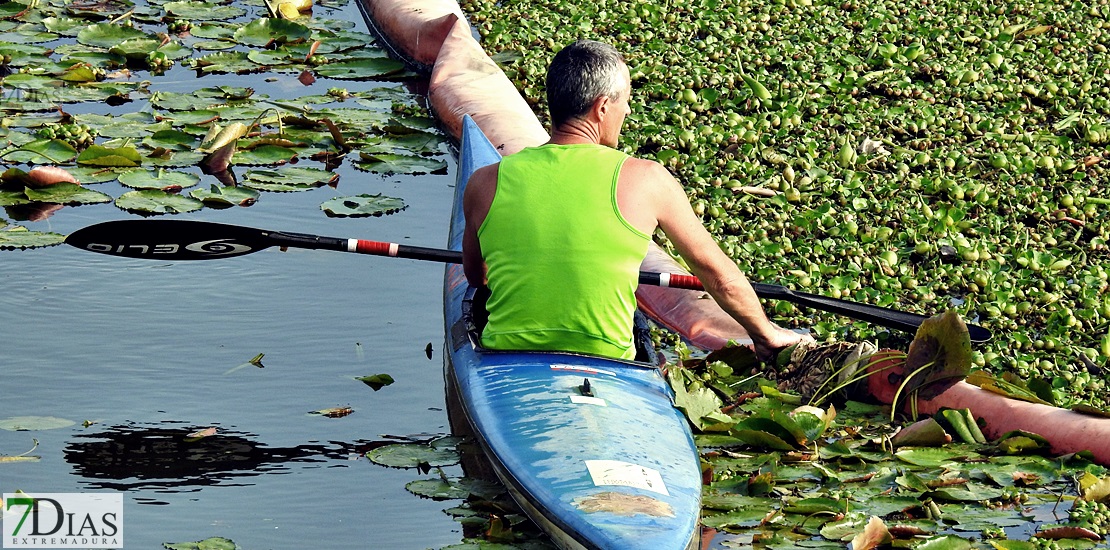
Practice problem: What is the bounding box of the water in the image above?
[1,3,473,548]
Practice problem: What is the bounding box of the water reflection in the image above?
[63,422,385,493]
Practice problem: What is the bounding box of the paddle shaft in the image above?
[65,219,991,342]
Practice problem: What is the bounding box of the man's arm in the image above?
[461,163,499,287]
[628,159,812,361]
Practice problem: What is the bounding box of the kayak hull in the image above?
[444,115,702,550]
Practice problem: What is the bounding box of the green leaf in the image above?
[189,185,259,208]
[894,447,980,467]
[6,139,79,164]
[115,190,204,215]
[77,144,143,167]
[405,477,502,501]
[366,443,458,469]
[912,534,974,550]
[903,310,974,399]
[356,373,395,391]
[0,226,65,250]
[117,169,200,190]
[76,22,150,49]
[313,57,408,80]
[0,416,76,431]
[232,18,311,47]
[23,183,113,205]
[321,194,406,218]
[354,151,447,175]
[162,537,237,550]
[163,1,247,19]
[191,51,260,74]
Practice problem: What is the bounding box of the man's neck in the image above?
[547,119,602,146]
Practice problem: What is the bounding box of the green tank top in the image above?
[477,143,651,359]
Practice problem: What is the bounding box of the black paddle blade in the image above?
[66,219,271,260]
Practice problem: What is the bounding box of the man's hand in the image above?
[753,325,814,365]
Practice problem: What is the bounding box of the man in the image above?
[462,39,810,361]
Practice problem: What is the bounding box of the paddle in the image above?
[65,219,992,342]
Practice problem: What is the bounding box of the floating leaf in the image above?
[892,417,951,447]
[232,145,299,166]
[320,194,406,218]
[162,537,237,550]
[189,185,259,208]
[895,447,980,468]
[110,39,191,62]
[405,477,501,501]
[309,406,353,418]
[367,443,458,469]
[143,130,200,151]
[0,416,76,431]
[0,455,40,463]
[243,167,335,191]
[1078,472,1110,501]
[185,427,217,440]
[192,51,261,74]
[313,57,408,80]
[77,144,143,167]
[354,151,446,175]
[0,226,66,250]
[76,22,150,49]
[24,183,113,205]
[5,139,79,164]
[232,18,311,47]
[115,189,204,215]
[163,1,246,19]
[356,373,395,391]
[851,516,892,550]
[118,169,200,190]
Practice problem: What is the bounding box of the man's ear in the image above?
[590,94,609,122]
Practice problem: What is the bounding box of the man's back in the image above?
[476,143,650,359]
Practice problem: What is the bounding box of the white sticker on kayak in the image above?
[584,460,669,496]
[570,395,606,406]
[551,364,616,376]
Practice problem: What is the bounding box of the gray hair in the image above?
[546,40,626,127]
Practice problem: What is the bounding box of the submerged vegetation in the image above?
[460,0,1110,411]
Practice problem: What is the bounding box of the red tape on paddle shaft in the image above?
[352,239,399,256]
[665,274,702,289]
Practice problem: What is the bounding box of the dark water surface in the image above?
[1,2,470,548]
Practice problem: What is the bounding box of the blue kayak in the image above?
[443,115,702,550]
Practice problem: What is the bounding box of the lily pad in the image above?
[356,373,395,391]
[76,22,151,49]
[405,477,502,501]
[23,183,113,205]
[191,51,261,74]
[117,169,200,190]
[232,18,311,47]
[0,416,76,431]
[354,152,447,176]
[3,139,79,164]
[115,189,204,215]
[162,537,237,550]
[77,144,143,167]
[242,167,336,191]
[313,57,408,80]
[366,443,458,469]
[320,194,406,218]
[232,145,300,166]
[0,226,66,250]
[163,1,246,19]
[189,185,259,208]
